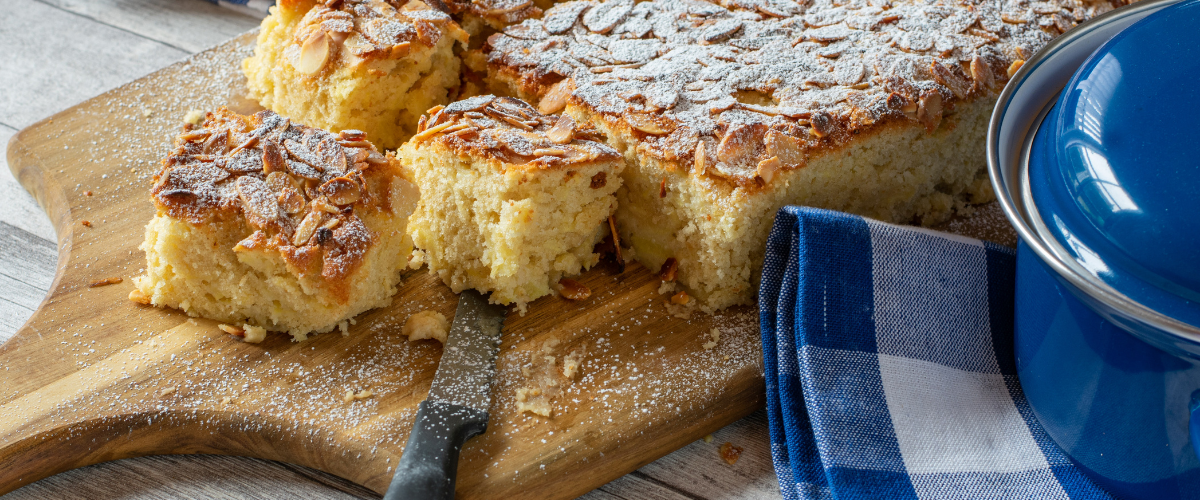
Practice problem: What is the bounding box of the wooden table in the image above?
[0,1,781,498]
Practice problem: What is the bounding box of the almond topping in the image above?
[917,92,943,132]
[296,30,331,75]
[809,112,834,138]
[930,61,968,99]
[1007,59,1025,78]
[970,54,995,90]
[89,277,123,288]
[756,156,782,183]
[293,211,322,246]
[558,278,592,300]
[501,115,534,131]
[321,177,362,206]
[218,324,245,337]
[321,217,342,230]
[538,79,574,115]
[546,115,576,144]
[278,188,306,214]
[626,114,670,135]
[129,289,152,305]
[486,0,532,14]
[694,142,707,175]
[609,215,624,272]
[533,148,567,157]
[411,121,457,142]
[670,291,690,305]
[659,257,678,282]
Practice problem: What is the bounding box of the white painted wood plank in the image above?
[0,221,55,342]
[0,0,188,129]
[630,410,781,500]
[1,125,55,242]
[2,454,378,499]
[36,0,263,54]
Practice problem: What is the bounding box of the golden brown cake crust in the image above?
[410,95,623,170]
[150,108,401,296]
[485,0,1130,187]
[286,0,465,73]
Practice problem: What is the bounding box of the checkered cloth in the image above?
[760,206,1113,500]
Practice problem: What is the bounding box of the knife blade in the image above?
[384,289,507,500]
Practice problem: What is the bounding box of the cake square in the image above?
[132,108,419,341]
[484,0,1121,311]
[243,0,468,150]
[400,95,624,312]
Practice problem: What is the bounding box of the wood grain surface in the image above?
[0,2,1018,498]
[1,29,774,499]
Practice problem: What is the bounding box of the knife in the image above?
[383,289,507,500]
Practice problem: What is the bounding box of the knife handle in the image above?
[384,399,489,500]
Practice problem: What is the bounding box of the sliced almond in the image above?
[538,79,574,115]
[266,171,297,192]
[128,288,152,305]
[296,30,331,75]
[321,217,342,230]
[809,112,834,138]
[930,61,968,99]
[717,123,764,163]
[670,291,690,305]
[236,176,283,229]
[626,113,670,135]
[694,141,707,175]
[533,148,567,157]
[659,257,678,282]
[321,177,362,206]
[1007,59,1025,78]
[546,115,576,144]
[970,54,995,91]
[293,211,322,246]
[278,188,306,214]
[756,156,782,183]
[558,278,591,300]
[917,92,943,132]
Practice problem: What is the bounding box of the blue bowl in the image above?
[989,0,1200,498]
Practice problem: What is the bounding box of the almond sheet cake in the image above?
[243,0,469,150]
[132,108,419,341]
[484,0,1128,310]
[224,0,1126,323]
[400,95,623,313]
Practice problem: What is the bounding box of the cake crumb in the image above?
[159,386,177,398]
[408,249,427,269]
[344,389,374,402]
[81,220,92,228]
[703,434,714,443]
[404,310,449,343]
[243,324,267,343]
[221,396,233,405]
[515,339,585,417]
[338,320,350,337]
[129,289,152,305]
[183,109,205,125]
[702,328,720,350]
[719,442,743,465]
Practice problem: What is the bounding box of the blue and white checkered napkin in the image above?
[759,206,1113,500]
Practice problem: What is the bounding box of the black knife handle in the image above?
[383,399,489,500]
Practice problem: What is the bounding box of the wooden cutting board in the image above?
[0,32,1018,498]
